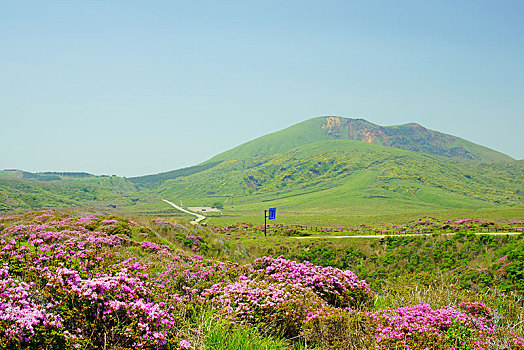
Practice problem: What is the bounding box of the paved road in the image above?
[162,199,206,225]
[294,232,522,239]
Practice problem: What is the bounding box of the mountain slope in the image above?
[128,161,222,186]
[207,116,513,163]
[158,140,523,211]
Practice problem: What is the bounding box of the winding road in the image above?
[162,199,206,225]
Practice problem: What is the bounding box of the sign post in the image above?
[264,208,276,237]
[264,209,267,237]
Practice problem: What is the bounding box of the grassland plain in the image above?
[0,210,523,349]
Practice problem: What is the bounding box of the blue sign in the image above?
[268,207,276,220]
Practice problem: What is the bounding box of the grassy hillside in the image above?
[207,116,513,163]
[206,117,331,162]
[128,161,222,186]
[156,140,523,220]
[0,175,147,211]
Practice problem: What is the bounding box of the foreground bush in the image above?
[303,302,524,350]
[205,276,326,337]
[0,211,194,349]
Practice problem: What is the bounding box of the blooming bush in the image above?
[0,263,70,348]
[203,256,373,338]
[205,276,326,337]
[458,301,491,318]
[367,303,495,350]
[508,332,524,350]
[304,303,498,350]
[0,211,194,349]
[252,256,373,308]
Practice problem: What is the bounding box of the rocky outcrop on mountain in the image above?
[321,116,477,159]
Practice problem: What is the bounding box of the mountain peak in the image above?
[207,116,513,163]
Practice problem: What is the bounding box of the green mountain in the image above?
[156,139,523,214]
[207,116,514,163]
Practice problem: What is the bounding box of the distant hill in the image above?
[207,116,513,163]
[0,169,61,181]
[0,170,95,181]
[0,171,145,211]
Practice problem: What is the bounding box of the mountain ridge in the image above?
[206,116,513,164]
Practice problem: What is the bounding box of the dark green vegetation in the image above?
[1,117,522,226]
[280,233,523,293]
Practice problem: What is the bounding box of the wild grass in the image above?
[192,311,308,350]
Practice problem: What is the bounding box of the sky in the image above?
[1,0,523,177]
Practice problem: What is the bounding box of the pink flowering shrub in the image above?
[252,256,373,308]
[367,303,495,350]
[0,264,71,348]
[203,256,373,338]
[140,241,173,252]
[0,211,194,349]
[40,266,179,349]
[304,303,498,350]
[508,332,524,350]
[205,276,326,337]
[153,218,171,226]
[458,301,491,318]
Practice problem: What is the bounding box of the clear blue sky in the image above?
[2,0,523,176]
